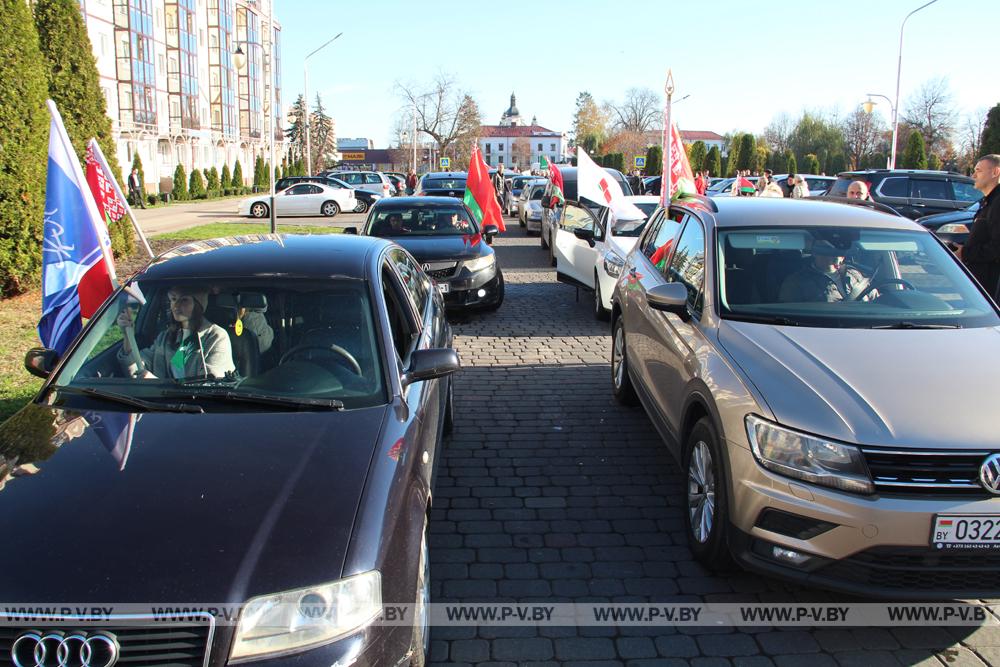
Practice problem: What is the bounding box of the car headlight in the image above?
[370,194,383,200]
[603,252,625,278]
[744,415,873,494]
[229,571,382,662]
[463,254,495,273]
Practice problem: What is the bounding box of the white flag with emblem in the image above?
[576,147,644,219]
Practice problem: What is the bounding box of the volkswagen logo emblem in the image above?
[11,630,119,667]
[981,453,1000,496]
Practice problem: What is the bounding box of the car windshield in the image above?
[326,177,350,189]
[423,178,466,190]
[612,202,659,237]
[48,279,386,411]
[368,206,478,237]
[717,226,999,329]
[707,178,733,193]
[529,187,545,201]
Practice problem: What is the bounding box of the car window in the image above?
[381,266,418,364]
[612,203,659,238]
[391,249,430,319]
[910,179,950,201]
[529,186,544,200]
[306,185,323,195]
[666,219,706,313]
[562,203,596,231]
[644,210,685,276]
[325,179,346,189]
[368,206,477,237]
[286,184,311,195]
[806,178,832,192]
[952,181,980,203]
[364,173,382,185]
[826,178,852,197]
[878,177,908,198]
[341,173,362,185]
[423,178,467,189]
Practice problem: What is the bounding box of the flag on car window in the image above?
[463,146,506,233]
[548,161,565,207]
[38,100,118,354]
[661,122,697,205]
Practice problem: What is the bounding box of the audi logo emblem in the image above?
[982,453,1000,496]
[11,630,120,667]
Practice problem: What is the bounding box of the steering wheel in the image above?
[854,278,915,301]
[279,343,363,376]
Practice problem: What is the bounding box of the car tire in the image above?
[594,272,609,321]
[442,377,454,436]
[249,202,268,219]
[352,199,369,214]
[321,201,340,217]
[540,228,548,249]
[408,517,430,666]
[683,418,734,571]
[611,316,638,406]
[483,270,504,312]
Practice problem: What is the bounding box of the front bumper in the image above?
[726,440,1000,599]
[439,265,503,309]
[525,211,542,232]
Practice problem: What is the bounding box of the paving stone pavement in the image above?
[427,221,998,667]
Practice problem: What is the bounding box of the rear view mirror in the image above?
[645,283,690,320]
[24,347,59,379]
[402,348,461,387]
[343,227,358,235]
[573,228,595,247]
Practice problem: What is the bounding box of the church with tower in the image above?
[478,93,568,169]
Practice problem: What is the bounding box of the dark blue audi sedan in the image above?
[1,234,458,666]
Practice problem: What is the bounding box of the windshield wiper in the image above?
[162,389,344,410]
[54,386,203,413]
[723,313,804,327]
[870,321,961,330]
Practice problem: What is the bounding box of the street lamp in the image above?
[890,0,940,170]
[232,45,246,72]
[863,93,896,168]
[303,32,343,176]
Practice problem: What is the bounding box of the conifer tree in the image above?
[173,164,188,200]
[704,146,722,177]
[232,160,244,189]
[903,132,928,169]
[189,169,205,199]
[221,164,231,193]
[981,105,1000,156]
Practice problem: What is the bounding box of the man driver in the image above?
[779,240,874,302]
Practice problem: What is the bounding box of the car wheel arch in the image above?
[680,389,727,458]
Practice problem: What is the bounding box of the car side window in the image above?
[952,181,980,203]
[645,210,686,276]
[381,265,418,364]
[364,173,382,185]
[391,249,430,319]
[878,177,908,198]
[562,203,596,231]
[286,184,309,195]
[639,211,664,258]
[306,185,323,194]
[666,219,707,314]
[910,178,949,201]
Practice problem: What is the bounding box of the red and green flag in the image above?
[548,161,565,207]
[464,146,506,232]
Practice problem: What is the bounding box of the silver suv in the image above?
[325,170,396,196]
[610,195,1000,598]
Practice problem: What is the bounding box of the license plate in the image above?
[436,282,450,294]
[932,515,1000,549]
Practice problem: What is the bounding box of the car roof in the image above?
[372,196,468,208]
[699,197,925,231]
[836,169,965,178]
[138,234,391,281]
[423,172,468,178]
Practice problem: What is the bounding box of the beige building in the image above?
[79,0,284,195]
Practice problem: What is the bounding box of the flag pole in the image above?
[662,70,674,207]
[88,139,154,259]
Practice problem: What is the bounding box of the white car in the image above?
[518,181,547,234]
[238,182,356,218]
[553,195,662,320]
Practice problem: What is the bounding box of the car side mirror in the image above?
[645,283,690,320]
[402,348,461,387]
[573,227,596,247]
[25,347,59,379]
[483,224,499,245]
[343,227,358,235]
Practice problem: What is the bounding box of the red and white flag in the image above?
[576,147,643,219]
[660,122,697,205]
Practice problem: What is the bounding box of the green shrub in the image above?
[207,167,219,192]
[231,160,243,189]
[903,132,928,169]
[189,169,206,199]
[173,164,188,200]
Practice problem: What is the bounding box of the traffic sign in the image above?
[439,157,451,169]
[634,156,646,168]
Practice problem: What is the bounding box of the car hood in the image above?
[0,402,388,603]
[917,208,976,228]
[607,235,639,258]
[389,235,488,263]
[718,321,1000,449]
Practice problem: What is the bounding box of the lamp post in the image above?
[890,0,940,170]
[660,69,675,207]
[863,93,896,168]
[303,32,343,176]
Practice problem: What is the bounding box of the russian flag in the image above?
[38,100,117,354]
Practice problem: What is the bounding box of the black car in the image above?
[274,175,383,213]
[826,169,979,219]
[917,201,979,246]
[414,172,467,198]
[4,234,459,666]
[362,197,504,311]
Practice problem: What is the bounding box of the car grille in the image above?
[819,546,1000,593]
[861,447,995,496]
[0,619,213,666]
[423,261,458,280]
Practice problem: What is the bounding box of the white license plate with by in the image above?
[932,515,1000,549]
[436,282,450,294]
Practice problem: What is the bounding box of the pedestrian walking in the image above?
[492,164,505,210]
[957,154,1000,297]
[128,167,146,209]
[406,169,417,195]
[694,171,706,195]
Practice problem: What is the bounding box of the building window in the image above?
[537,143,543,151]
[550,143,555,151]
[498,143,503,151]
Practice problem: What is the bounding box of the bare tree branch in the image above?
[608,87,662,133]
[394,73,481,160]
[902,76,957,157]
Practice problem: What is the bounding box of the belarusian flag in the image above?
[464,146,506,232]
[548,161,565,207]
[539,155,550,170]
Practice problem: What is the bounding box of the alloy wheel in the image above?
[687,441,716,544]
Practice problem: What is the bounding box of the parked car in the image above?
[540,166,633,265]
[275,175,382,213]
[917,201,979,246]
[609,194,1000,598]
[504,175,540,215]
[362,197,504,311]
[771,174,836,197]
[553,195,662,319]
[324,170,396,197]
[8,234,460,665]
[517,180,548,233]
[238,181,356,218]
[706,177,737,195]
[414,172,468,198]
[826,169,979,219]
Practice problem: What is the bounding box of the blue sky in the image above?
[278,0,999,146]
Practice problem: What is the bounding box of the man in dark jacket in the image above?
[958,154,1000,297]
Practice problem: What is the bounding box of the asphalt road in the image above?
[428,218,1000,667]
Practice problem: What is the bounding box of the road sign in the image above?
[440,157,451,169]
[634,156,646,168]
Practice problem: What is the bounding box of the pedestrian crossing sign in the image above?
[634,156,646,168]
[440,157,451,169]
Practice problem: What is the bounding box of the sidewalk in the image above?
[132,198,366,236]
